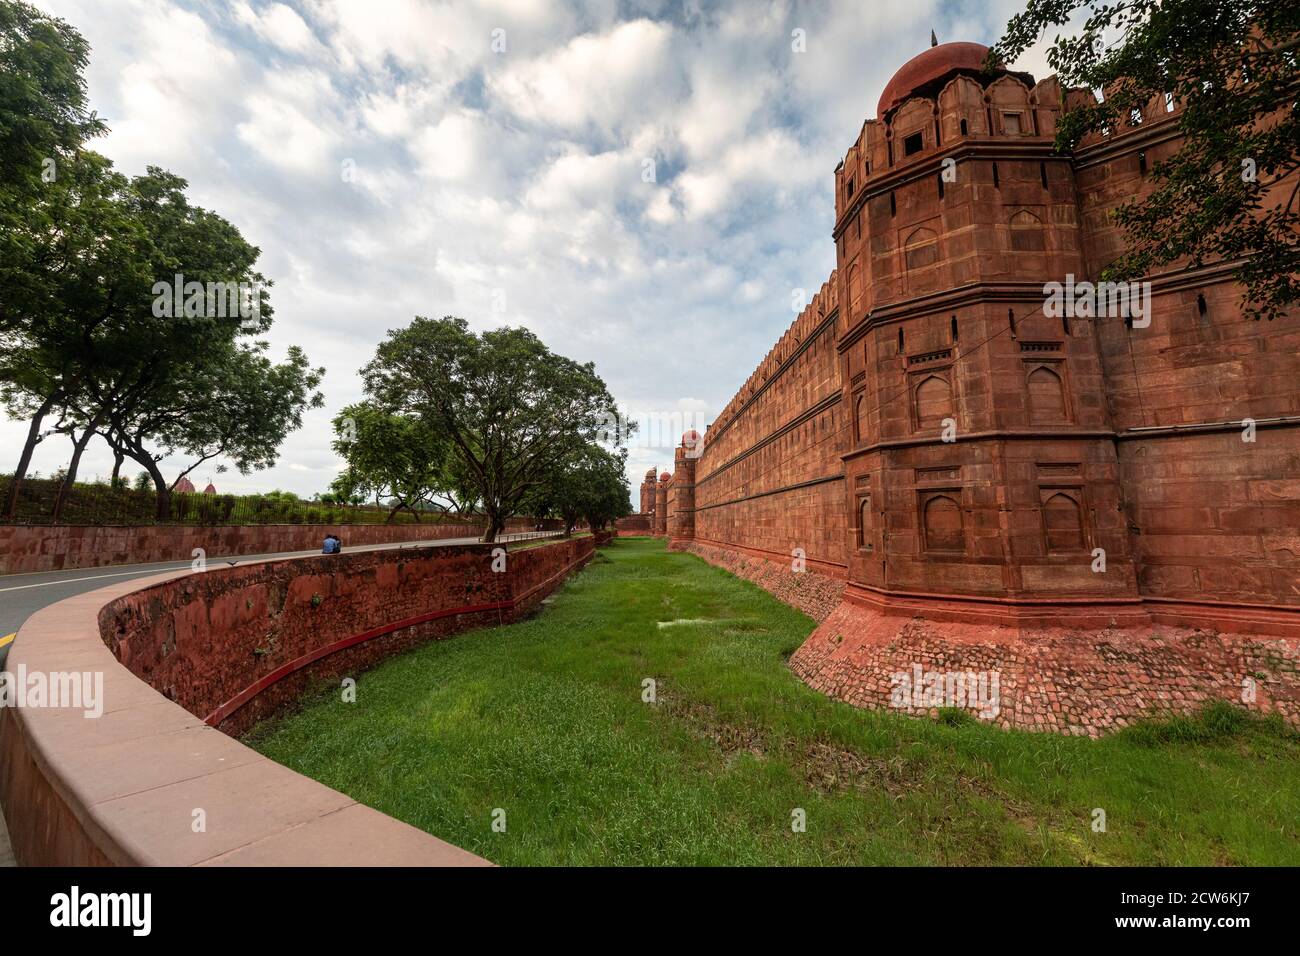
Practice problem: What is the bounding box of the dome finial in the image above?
[930,29,938,47]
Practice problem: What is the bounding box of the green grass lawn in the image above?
[247,536,1300,865]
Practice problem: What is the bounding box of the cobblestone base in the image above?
[678,542,846,623]
[791,600,1300,736]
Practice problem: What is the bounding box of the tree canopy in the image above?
[360,316,629,541]
[0,0,322,519]
[523,443,632,535]
[991,0,1299,320]
[329,402,470,522]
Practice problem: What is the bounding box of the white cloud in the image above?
[233,1,320,54]
[236,69,343,174]
[11,0,1067,501]
[411,109,489,181]
[487,19,675,132]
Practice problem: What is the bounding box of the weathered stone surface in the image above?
[791,600,1300,735]
[681,542,845,624]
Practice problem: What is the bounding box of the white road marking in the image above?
[0,566,191,593]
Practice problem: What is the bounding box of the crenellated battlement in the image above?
[704,271,839,447]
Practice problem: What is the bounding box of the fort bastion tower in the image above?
[656,38,1299,644]
[833,40,1141,625]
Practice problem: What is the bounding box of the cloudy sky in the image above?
[9,0,1056,501]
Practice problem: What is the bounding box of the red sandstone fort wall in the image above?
[676,43,1297,630]
[692,276,851,575]
[1073,100,1300,609]
[1119,429,1300,608]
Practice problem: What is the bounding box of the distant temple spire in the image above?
[930,29,938,47]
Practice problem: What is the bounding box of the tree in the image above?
[329,403,462,522]
[525,443,631,535]
[0,0,112,516]
[0,0,104,235]
[1,159,308,521]
[991,0,1299,320]
[362,317,623,542]
[1,151,153,518]
[98,341,323,520]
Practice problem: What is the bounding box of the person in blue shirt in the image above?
[322,533,342,554]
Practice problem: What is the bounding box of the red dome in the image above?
[175,476,196,493]
[681,429,701,447]
[877,41,993,118]
[203,483,217,495]
[659,472,671,482]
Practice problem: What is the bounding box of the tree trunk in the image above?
[51,423,99,521]
[111,448,124,486]
[130,451,171,522]
[482,512,505,543]
[2,394,57,520]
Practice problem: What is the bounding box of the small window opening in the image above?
[992,163,1000,188]
[960,118,969,136]
[951,315,959,342]
[904,132,924,156]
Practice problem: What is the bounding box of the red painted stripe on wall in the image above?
[202,600,513,726]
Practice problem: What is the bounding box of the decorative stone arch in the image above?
[889,97,937,163]
[848,261,863,314]
[986,74,1031,105]
[1030,76,1063,137]
[904,226,939,270]
[938,75,987,140]
[1009,208,1046,251]
[922,493,964,552]
[1042,490,1085,552]
[853,390,867,443]
[914,372,953,429]
[1026,363,1068,423]
[985,75,1032,136]
[857,492,874,551]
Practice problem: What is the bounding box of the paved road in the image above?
[0,528,561,867]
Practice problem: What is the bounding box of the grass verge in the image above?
[247,536,1300,865]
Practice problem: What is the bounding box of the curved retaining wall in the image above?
[0,518,558,575]
[0,535,599,866]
